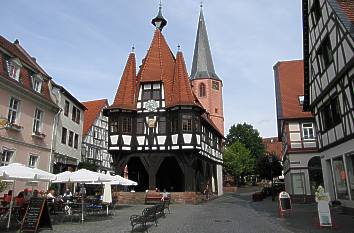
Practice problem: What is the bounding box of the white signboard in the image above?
[315,186,332,227]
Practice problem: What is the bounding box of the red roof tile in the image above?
[274,60,312,119]
[0,36,55,104]
[337,0,354,24]
[112,52,137,110]
[82,99,108,136]
[262,137,282,161]
[169,51,198,107]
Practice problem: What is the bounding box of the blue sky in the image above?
[1,0,303,137]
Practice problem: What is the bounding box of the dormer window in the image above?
[298,96,305,105]
[31,74,43,93]
[6,58,22,82]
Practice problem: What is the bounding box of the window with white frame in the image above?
[6,58,22,81]
[1,149,14,166]
[33,108,43,133]
[298,96,304,105]
[302,123,315,140]
[7,97,20,124]
[28,154,38,168]
[31,74,43,93]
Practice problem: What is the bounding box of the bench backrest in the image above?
[142,206,156,217]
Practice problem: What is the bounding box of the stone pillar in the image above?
[217,164,223,196]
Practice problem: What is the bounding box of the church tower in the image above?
[191,5,224,135]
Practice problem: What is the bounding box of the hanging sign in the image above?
[21,197,52,233]
[278,191,292,217]
[315,186,332,227]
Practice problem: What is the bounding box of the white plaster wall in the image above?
[53,93,84,163]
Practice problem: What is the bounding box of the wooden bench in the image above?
[145,191,162,204]
[130,206,157,232]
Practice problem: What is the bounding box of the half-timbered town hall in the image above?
[105,5,224,197]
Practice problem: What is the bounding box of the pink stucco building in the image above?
[0,36,59,193]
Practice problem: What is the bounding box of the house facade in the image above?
[81,99,112,173]
[0,36,59,192]
[274,60,323,202]
[104,6,224,198]
[50,83,86,174]
[303,0,354,209]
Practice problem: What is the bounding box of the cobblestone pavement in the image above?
[5,188,354,233]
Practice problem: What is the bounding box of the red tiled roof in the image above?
[169,51,198,107]
[112,52,137,110]
[337,0,354,24]
[262,137,282,161]
[274,60,312,119]
[138,29,175,107]
[0,36,55,104]
[82,99,108,136]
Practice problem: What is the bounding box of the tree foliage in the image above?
[78,161,98,172]
[223,141,255,178]
[226,123,265,159]
[256,154,283,180]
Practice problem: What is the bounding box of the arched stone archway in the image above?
[127,157,149,192]
[156,157,184,192]
[308,156,324,194]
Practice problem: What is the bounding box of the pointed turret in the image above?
[171,50,198,107]
[190,6,219,80]
[112,51,137,110]
[151,1,167,31]
[190,4,224,135]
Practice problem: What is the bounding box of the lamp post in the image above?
[268,155,275,201]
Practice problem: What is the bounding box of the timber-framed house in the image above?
[105,5,224,198]
[303,0,354,209]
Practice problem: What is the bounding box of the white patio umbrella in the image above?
[102,183,112,215]
[0,163,54,230]
[109,175,138,186]
[52,169,112,183]
[52,169,114,222]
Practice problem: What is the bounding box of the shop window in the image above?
[291,173,306,195]
[345,154,354,200]
[333,157,349,200]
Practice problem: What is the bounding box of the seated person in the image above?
[23,188,32,202]
[4,190,13,203]
[15,192,25,206]
[46,189,55,203]
[63,189,73,202]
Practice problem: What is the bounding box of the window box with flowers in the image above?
[5,122,23,132]
[32,131,46,139]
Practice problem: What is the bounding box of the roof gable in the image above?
[82,99,108,136]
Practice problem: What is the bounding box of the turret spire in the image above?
[190,5,219,80]
[151,0,167,30]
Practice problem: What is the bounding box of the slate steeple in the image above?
[190,6,219,80]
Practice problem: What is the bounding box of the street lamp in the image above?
[268,155,275,201]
